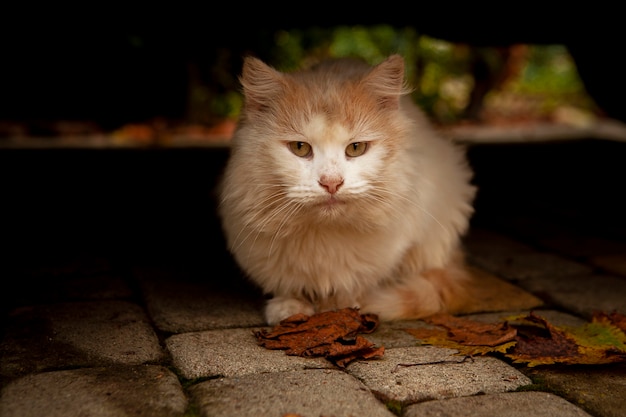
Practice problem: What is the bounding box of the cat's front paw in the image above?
[265,296,315,325]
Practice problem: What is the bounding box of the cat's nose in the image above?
[319,175,344,194]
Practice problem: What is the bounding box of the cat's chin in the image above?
[315,196,346,213]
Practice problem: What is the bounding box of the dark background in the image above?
[1,7,625,269]
[2,7,624,126]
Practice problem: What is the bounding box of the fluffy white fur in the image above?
[218,54,477,325]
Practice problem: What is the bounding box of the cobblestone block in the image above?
[346,346,531,405]
[165,328,333,380]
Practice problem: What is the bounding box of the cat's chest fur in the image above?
[238,220,409,296]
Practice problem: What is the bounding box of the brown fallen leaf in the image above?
[505,312,582,366]
[506,311,626,367]
[425,313,517,346]
[406,313,517,356]
[405,311,626,367]
[254,308,384,367]
[594,310,626,333]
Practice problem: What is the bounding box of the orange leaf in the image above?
[254,308,384,367]
[424,313,517,346]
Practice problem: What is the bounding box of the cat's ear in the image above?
[362,54,409,110]
[239,56,285,115]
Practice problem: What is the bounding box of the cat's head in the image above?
[228,55,416,227]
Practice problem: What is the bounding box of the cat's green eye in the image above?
[288,141,312,158]
[345,142,368,157]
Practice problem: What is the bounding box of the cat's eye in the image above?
[288,141,312,158]
[345,142,368,157]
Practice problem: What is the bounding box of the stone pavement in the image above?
[1,138,626,417]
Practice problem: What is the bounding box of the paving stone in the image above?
[346,346,531,405]
[189,369,396,417]
[367,320,435,349]
[538,235,626,260]
[464,229,536,274]
[525,364,626,417]
[520,273,626,317]
[7,274,134,308]
[165,328,333,380]
[2,257,133,312]
[491,216,578,245]
[589,254,626,277]
[464,228,537,259]
[0,365,187,417]
[1,300,165,379]
[136,267,265,332]
[47,274,135,301]
[465,228,594,282]
[468,250,593,283]
[461,266,544,313]
[403,391,593,417]
[465,309,588,328]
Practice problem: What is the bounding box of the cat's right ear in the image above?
[239,56,285,115]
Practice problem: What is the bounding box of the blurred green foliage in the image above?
[504,45,595,117]
[209,25,594,125]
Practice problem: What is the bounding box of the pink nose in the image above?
[319,175,344,194]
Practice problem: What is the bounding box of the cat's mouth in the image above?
[317,195,345,209]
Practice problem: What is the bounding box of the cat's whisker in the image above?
[371,185,448,233]
[365,192,405,223]
[227,189,289,252]
[238,193,304,261]
[267,200,305,259]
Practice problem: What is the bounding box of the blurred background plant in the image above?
[202,25,597,129]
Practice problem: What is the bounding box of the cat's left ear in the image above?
[362,54,408,110]
[239,56,286,115]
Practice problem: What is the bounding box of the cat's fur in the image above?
[218,54,477,325]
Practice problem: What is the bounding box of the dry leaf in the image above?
[254,308,384,367]
[594,310,626,333]
[405,311,626,367]
[506,311,626,366]
[425,313,517,346]
[405,313,517,357]
[505,313,582,366]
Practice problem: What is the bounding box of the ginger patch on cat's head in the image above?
[300,113,353,148]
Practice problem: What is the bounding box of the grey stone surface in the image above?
[468,250,593,283]
[346,346,532,405]
[590,253,626,277]
[49,274,134,301]
[464,228,538,257]
[367,319,435,349]
[136,267,265,332]
[404,391,593,417]
[525,364,626,417]
[520,273,626,317]
[465,226,626,318]
[464,309,588,327]
[7,256,133,307]
[464,228,594,282]
[189,369,396,417]
[1,300,165,378]
[0,365,187,417]
[165,328,333,380]
[538,234,626,259]
[464,266,545,313]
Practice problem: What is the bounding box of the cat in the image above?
[218,54,477,325]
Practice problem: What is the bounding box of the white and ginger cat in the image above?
[218,54,477,325]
